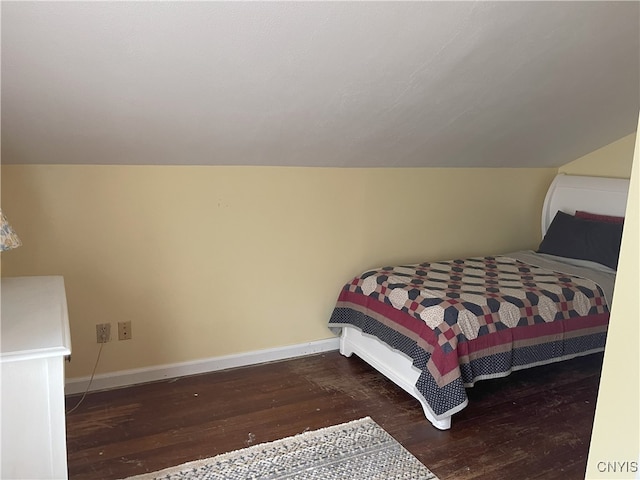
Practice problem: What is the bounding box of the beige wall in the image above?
[1,132,637,470]
[1,166,555,378]
[585,128,639,479]
[559,132,636,179]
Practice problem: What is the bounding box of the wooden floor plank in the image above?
[65,350,603,480]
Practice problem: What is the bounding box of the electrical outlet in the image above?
[96,323,111,343]
[118,321,132,340]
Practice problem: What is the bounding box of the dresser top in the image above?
[1,276,71,362]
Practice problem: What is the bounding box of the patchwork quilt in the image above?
[328,255,610,420]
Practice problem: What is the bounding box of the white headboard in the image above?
[541,174,630,235]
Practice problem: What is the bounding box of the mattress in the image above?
[328,251,614,420]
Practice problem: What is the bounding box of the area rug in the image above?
[122,417,439,480]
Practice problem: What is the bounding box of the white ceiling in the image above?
[1,1,638,168]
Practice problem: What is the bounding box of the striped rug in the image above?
[121,417,439,480]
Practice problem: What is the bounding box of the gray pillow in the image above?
[537,211,623,270]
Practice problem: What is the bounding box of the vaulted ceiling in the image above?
[2,1,638,168]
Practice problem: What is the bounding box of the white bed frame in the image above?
[338,174,630,430]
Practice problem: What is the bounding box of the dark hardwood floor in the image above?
[65,350,604,480]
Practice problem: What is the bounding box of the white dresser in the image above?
[1,276,72,480]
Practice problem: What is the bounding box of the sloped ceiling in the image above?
[1,1,638,168]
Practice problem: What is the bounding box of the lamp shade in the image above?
[0,209,22,251]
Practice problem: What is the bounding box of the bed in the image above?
[328,173,629,430]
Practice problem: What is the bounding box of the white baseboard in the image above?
[65,337,340,395]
